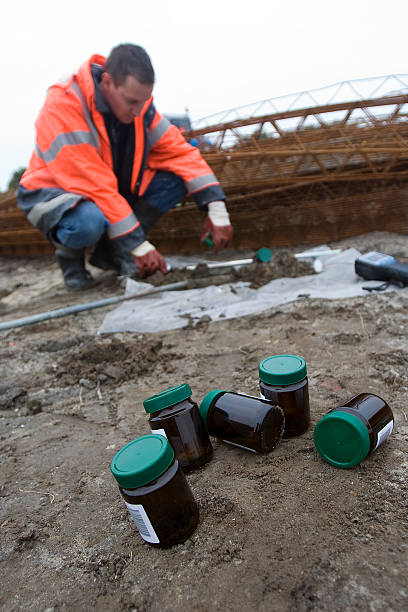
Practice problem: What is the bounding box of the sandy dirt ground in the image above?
[1,231,408,612]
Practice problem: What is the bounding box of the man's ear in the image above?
[101,72,113,87]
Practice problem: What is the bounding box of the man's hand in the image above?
[131,241,168,278]
[200,200,233,251]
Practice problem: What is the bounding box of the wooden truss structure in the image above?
[185,75,408,197]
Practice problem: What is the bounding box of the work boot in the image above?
[49,233,96,291]
[89,233,118,272]
[57,255,96,290]
[114,251,139,278]
[89,233,139,278]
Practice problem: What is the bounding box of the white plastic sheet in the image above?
[98,248,397,334]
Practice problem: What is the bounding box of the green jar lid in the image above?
[259,355,307,385]
[256,247,273,263]
[313,410,370,469]
[199,389,224,426]
[111,434,174,488]
[143,384,192,414]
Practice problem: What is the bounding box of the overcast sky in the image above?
[1,0,407,191]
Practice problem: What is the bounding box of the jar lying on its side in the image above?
[199,390,285,453]
[313,393,394,468]
[259,354,310,437]
[111,435,199,547]
[144,384,213,471]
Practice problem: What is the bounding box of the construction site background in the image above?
[1,74,408,255]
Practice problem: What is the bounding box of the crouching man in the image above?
[18,43,232,290]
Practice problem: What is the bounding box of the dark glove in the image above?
[200,201,233,251]
[132,241,168,278]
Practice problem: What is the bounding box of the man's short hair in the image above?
[104,44,155,86]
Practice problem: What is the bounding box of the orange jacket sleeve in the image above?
[141,109,226,207]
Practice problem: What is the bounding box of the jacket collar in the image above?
[91,63,110,114]
[75,54,106,114]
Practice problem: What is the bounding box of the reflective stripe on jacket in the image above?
[18,54,225,249]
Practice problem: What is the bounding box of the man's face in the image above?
[100,73,153,123]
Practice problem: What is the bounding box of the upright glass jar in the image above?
[110,434,199,547]
[259,354,310,437]
[313,393,394,468]
[199,390,285,453]
[143,384,213,471]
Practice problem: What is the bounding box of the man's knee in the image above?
[143,171,187,212]
[55,200,109,248]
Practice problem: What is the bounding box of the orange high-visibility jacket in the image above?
[18,54,225,250]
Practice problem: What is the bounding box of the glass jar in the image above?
[199,390,284,453]
[313,392,394,468]
[143,384,213,471]
[110,434,199,547]
[259,354,310,437]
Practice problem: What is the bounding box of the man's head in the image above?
[100,44,155,123]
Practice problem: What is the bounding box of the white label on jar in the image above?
[151,428,167,439]
[223,439,257,453]
[375,420,394,450]
[125,502,160,544]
